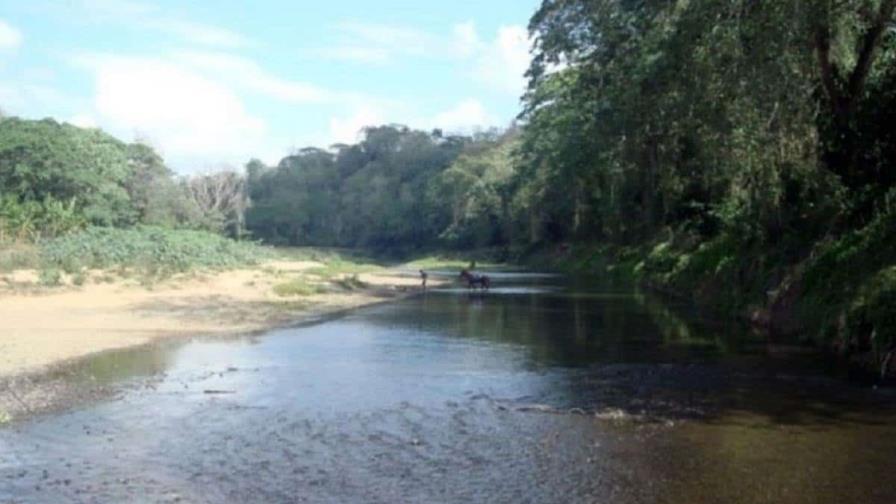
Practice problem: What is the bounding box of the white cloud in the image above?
[68,49,388,170]
[0,19,23,50]
[78,54,266,164]
[67,0,254,49]
[0,83,70,112]
[310,20,495,64]
[431,99,496,133]
[36,9,526,168]
[328,98,497,146]
[68,114,97,128]
[310,46,391,65]
[79,0,157,17]
[310,20,531,96]
[340,22,430,55]
[451,21,479,58]
[171,50,334,104]
[145,19,254,49]
[308,22,432,64]
[21,67,57,81]
[329,106,384,145]
[472,25,531,96]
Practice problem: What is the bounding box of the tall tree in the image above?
[0,118,135,226]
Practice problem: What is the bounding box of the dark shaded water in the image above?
[2,274,895,503]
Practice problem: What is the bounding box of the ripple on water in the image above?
[2,277,895,504]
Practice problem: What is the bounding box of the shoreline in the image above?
[0,260,444,424]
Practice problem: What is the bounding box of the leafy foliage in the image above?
[0,118,244,240]
[272,277,328,297]
[512,0,896,371]
[0,242,39,272]
[246,126,501,250]
[0,118,134,227]
[40,226,268,277]
[799,192,896,350]
[0,195,87,241]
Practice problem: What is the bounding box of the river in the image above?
[2,273,895,503]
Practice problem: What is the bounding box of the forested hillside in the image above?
[2,0,895,373]
[245,126,519,251]
[514,0,896,372]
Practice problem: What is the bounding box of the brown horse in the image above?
[459,269,490,290]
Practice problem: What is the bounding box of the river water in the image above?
[2,273,895,503]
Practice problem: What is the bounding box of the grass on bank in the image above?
[272,245,510,273]
[272,273,369,298]
[274,247,384,278]
[0,242,40,272]
[1,227,502,296]
[1,226,271,286]
[39,226,269,281]
[402,254,504,271]
[272,277,328,297]
[305,259,382,279]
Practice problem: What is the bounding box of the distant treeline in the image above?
[245,126,520,251]
[0,115,523,251]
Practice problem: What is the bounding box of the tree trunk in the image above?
[643,136,660,235]
[813,0,896,189]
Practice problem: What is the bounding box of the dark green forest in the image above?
[2,0,896,371]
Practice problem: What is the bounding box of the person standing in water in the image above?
[420,269,428,290]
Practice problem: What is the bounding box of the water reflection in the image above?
[1,273,894,504]
[377,278,740,370]
[64,340,181,386]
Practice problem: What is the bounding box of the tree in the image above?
[245,125,468,249]
[124,142,190,227]
[184,171,249,238]
[429,130,519,247]
[518,0,891,246]
[0,117,135,226]
[811,0,896,201]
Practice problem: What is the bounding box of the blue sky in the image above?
[0,0,540,172]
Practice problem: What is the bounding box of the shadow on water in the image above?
[364,274,895,427]
[2,271,894,504]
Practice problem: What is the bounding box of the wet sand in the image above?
[0,261,440,379]
[0,261,448,421]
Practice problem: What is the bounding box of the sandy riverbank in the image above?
[0,260,442,380]
[0,259,450,422]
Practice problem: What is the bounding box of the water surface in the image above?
[2,274,894,503]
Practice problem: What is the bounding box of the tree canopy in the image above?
[0,117,247,239]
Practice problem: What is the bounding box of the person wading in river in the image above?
[420,269,428,290]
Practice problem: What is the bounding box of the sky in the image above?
[0,0,540,172]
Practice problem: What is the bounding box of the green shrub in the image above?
[0,195,87,242]
[40,226,269,278]
[38,268,61,286]
[847,268,896,354]
[0,242,40,271]
[305,258,382,279]
[272,278,327,297]
[796,198,896,365]
[334,274,367,290]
